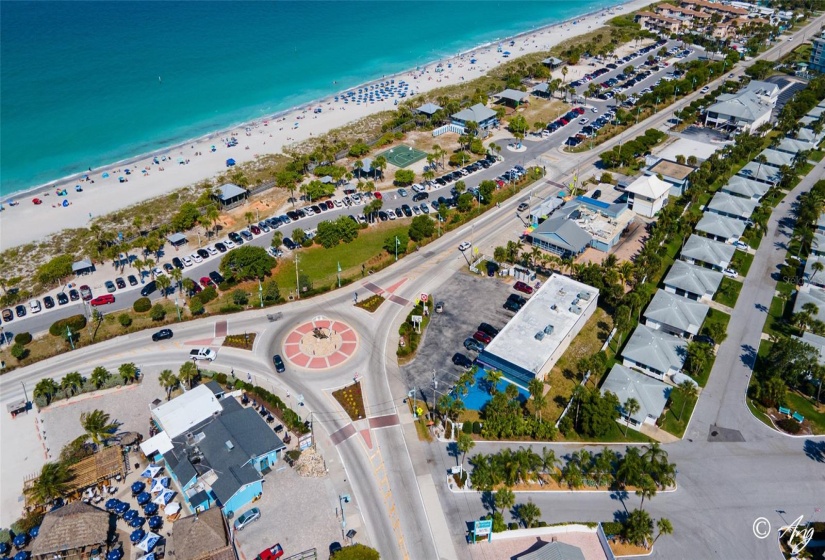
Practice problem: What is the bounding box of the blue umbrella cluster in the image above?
[131,481,146,495]
[147,516,163,530]
[106,549,123,560]
[123,510,138,522]
[0,542,10,555]
[143,503,159,516]
[129,517,145,529]
[12,535,27,549]
[136,492,151,505]
[28,527,39,539]
[114,502,130,516]
[14,551,29,560]
[130,529,146,544]
[106,498,120,510]
[339,79,410,106]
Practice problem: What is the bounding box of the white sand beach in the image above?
[0,0,651,251]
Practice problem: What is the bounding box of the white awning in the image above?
[140,432,173,457]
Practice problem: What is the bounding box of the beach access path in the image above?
[0,0,653,251]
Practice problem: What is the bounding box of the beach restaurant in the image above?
[493,88,530,108]
[212,183,248,209]
[72,258,96,276]
[166,233,188,248]
[451,104,498,130]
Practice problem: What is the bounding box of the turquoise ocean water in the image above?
[0,0,623,197]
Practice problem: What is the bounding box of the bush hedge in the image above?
[133,297,151,313]
[601,521,624,536]
[198,286,218,304]
[49,315,87,337]
[118,314,132,327]
[463,421,472,434]
[14,332,32,345]
[777,418,802,434]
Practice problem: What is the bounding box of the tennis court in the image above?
[378,144,428,168]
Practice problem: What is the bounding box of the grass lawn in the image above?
[746,397,775,429]
[763,296,788,337]
[742,227,763,250]
[713,277,743,308]
[703,308,730,336]
[809,150,824,163]
[272,222,410,295]
[731,250,754,277]
[693,349,716,388]
[566,420,653,443]
[784,391,825,435]
[542,308,613,422]
[775,280,795,298]
[659,391,697,438]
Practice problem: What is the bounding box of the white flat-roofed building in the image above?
[151,384,223,439]
[477,273,599,385]
[625,175,671,217]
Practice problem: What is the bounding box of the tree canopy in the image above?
[220,245,275,280]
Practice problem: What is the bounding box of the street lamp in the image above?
[258,279,264,308]
[395,236,400,262]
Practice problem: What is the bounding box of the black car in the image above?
[503,300,523,312]
[152,328,174,342]
[507,293,527,305]
[286,210,300,221]
[172,257,184,269]
[127,275,139,286]
[378,211,389,221]
[116,277,126,289]
[329,543,343,556]
[69,289,80,301]
[591,189,602,200]
[140,281,157,297]
[15,305,26,317]
[2,309,13,322]
[478,322,499,338]
[412,192,429,202]
[43,296,55,309]
[56,292,69,305]
[209,271,224,285]
[163,263,174,274]
[283,237,297,250]
[452,353,474,369]
[311,205,322,214]
[401,204,413,217]
[197,248,209,260]
[240,230,253,241]
[229,232,243,244]
[273,354,285,373]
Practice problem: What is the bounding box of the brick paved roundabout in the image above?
[283,316,358,369]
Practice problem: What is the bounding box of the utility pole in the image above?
[258,278,264,308]
[294,253,300,299]
[66,325,75,350]
[395,236,399,262]
[21,381,29,407]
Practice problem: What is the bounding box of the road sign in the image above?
[473,519,493,542]
[420,293,428,303]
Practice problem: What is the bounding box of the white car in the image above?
[223,239,235,248]
[700,86,710,93]
[458,241,472,252]
[722,268,738,278]
[189,347,217,361]
[333,199,343,208]
[30,300,41,313]
[207,246,218,256]
[190,253,203,264]
[153,267,165,277]
[733,240,749,250]
[578,118,589,125]
[411,183,425,193]
[182,256,193,267]
[591,107,599,113]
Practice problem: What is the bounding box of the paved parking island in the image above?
[283,318,358,370]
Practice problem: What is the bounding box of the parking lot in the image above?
[401,269,522,403]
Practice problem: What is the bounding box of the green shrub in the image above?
[219,304,244,313]
[538,521,548,527]
[14,332,32,345]
[463,421,473,434]
[472,421,481,434]
[189,298,204,315]
[215,373,228,385]
[133,297,152,313]
[149,304,166,321]
[118,314,132,327]
[777,418,802,434]
[198,286,218,304]
[11,344,28,360]
[601,521,624,536]
[508,522,519,531]
[231,289,249,306]
[49,314,87,336]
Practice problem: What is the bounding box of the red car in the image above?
[559,118,568,125]
[473,331,492,344]
[256,544,284,560]
[513,281,534,295]
[373,191,383,200]
[200,277,212,288]
[250,225,261,235]
[90,294,115,306]
[79,285,93,301]
[575,107,585,115]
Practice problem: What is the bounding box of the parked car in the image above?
[140,282,157,297]
[189,347,217,361]
[452,353,474,368]
[79,285,93,301]
[172,257,184,269]
[255,544,284,560]
[43,296,55,309]
[105,280,117,293]
[197,248,209,260]
[250,225,261,235]
[473,331,492,344]
[722,268,738,278]
[29,300,41,313]
[56,292,69,305]
[116,277,126,289]
[435,301,444,313]
[478,323,499,337]
[215,242,227,253]
[463,338,485,352]
[2,309,13,322]
[128,275,139,286]
[209,271,224,285]
[90,294,115,306]
[15,305,26,317]
[152,329,174,342]
[513,281,534,294]
[233,507,261,531]
[273,354,285,373]
[503,300,522,312]
[69,289,80,301]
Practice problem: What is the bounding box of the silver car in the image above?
[233,507,261,531]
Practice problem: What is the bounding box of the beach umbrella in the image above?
[137,532,161,553]
[163,502,181,516]
[130,529,146,544]
[131,481,146,494]
[62,199,69,207]
[12,535,27,549]
[107,550,123,560]
[147,516,163,530]
[226,158,236,167]
[137,492,152,505]
[14,551,29,560]
[150,477,169,494]
[153,489,174,505]
[0,543,9,555]
[119,176,126,183]
[102,172,109,178]
[123,510,138,522]
[115,502,130,516]
[106,498,120,510]
[140,465,161,479]
[143,503,159,516]
[129,517,145,529]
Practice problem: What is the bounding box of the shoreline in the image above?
[0,0,648,250]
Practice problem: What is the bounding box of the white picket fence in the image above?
[432,124,465,137]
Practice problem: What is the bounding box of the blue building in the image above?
[145,382,285,518]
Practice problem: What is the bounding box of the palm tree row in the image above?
[33,363,140,406]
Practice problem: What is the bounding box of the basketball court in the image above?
[378,144,428,168]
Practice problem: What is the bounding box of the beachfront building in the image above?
[144,383,286,517]
[663,260,723,301]
[621,324,687,380]
[695,212,746,244]
[415,102,443,118]
[72,258,96,276]
[643,289,710,338]
[643,158,695,196]
[541,56,563,69]
[624,175,671,218]
[476,274,598,385]
[526,196,633,257]
[213,183,248,209]
[680,234,735,271]
[601,364,672,428]
[493,88,530,108]
[810,31,825,74]
[451,104,498,131]
[168,508,234,560]
[635,11,684,34]
[706,191,758,222]
[532,83,553,98]
[167,233,188,248]
[681,0,748,19]
[704,81,778,134]
[31,502,113,560]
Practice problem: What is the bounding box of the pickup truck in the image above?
[189,348,217,361]
[255,544,284,560]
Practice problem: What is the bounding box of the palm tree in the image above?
[182,278,195,298]
[170,267,183,292]
[244,211,254,225]
[34,378,59,405]
[642,443,668,466]
[60,372,85,397]
[158,369,179,400]
[624,509,654,548]
[635,473,657,510]
[540,447,558,475]
[676,380,698,421]
[812,260,824,283]
[517,500,541,528]
[616,447,643,488]
[90,366,111,389]
[80,409,117,445]
[179,361,198,389]
[119,362,139,384]
[528,378,546,420]
[754,154,768,180]
[485,369,503,394]
[494,488,515,516]
[653,517,673,547]
[456,432,475,468]
[156,274,172,299]
[561,65,568,84]
[144,258,156,279]
[25,462,74,506]
[623,398,640,435]
[205,204,221,237]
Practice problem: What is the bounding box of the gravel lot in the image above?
[401,270,519,402]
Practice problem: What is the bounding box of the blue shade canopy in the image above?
[130,529,146,544]
[137,532,161,553]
